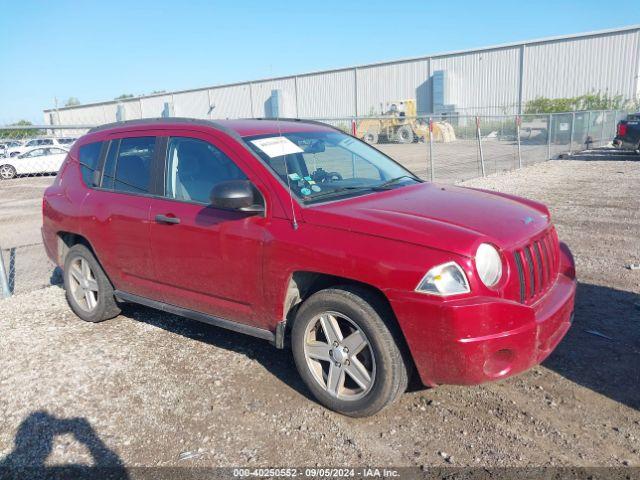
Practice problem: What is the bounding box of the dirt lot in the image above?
[0,150,639,473]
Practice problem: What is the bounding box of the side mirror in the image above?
[210,180,263,212]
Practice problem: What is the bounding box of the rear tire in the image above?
[362,131,379,144]
[291,286,408,417]
[63,244,120,322]
[0,164,16,180]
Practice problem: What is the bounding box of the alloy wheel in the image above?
[303,311,376,401]
[68,257,99,312]
[0,165,16,180]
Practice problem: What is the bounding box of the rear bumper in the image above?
[388,248,576,387]
[41,226,59,267]
[613,136,637,150]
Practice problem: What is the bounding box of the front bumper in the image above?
[388,255,576,387]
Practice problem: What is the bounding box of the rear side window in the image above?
[111,137,155,194]
[78,141,103,186]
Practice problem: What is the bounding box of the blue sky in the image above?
[1,0,639,124]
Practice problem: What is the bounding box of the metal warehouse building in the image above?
[44,25,640,125]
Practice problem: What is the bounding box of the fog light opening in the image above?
[483,349,515,378]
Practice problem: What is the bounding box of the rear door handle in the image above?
[155,214,180,225]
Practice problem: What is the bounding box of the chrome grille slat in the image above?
[514,252,526,303]
[523,247,535,299]
[533,242,544,287]
[539,238,551,284]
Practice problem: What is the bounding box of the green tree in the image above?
[525,91,626,114]
[64,97,81,107]
[0,120,44,139]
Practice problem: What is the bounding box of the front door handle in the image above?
[155,214,180,225]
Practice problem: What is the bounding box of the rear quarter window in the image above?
[78,141,103,187]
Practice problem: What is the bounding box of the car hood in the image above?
[303,182,551,257]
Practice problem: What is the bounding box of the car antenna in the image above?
[276,112,299,230]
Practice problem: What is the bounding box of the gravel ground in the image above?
[0,149,639,473]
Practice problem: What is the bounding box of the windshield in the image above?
[244,131,420,203]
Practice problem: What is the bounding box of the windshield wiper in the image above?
[304,186,374,202]
[372,175,420,190]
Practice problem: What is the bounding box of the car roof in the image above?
[87,117,337,138]
[21,146,68,153]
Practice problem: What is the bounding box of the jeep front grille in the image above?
[513,228,559,304]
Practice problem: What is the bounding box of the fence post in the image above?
[600,111,606,147]
[547,113,552,160]
[569,111,575,155]
[428,117,434,182]
[476,116,485,177]
[0,245,10,298]
[516,115,522,169]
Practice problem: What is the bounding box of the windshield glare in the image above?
[244,131,419,203]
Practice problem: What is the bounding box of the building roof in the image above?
[44,25,640,114]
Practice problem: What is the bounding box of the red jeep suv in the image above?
[42,118,576,416]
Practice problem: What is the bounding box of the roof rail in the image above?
[247,117,344,133]
[86,116,342,137]
[87,117,229,134]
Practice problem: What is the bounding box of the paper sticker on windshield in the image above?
[251,137,303,158]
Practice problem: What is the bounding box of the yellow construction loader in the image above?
[356,99,455,144]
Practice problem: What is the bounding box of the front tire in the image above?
[0,164,16,180]
[291,286,408,417]
[63,244,121,322]
[395,125,414,144]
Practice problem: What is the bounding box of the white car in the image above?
[1,140,24,157]
[0,146,69,179]
[6,138,76,157]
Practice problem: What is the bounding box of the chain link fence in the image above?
[318,109,626,183]
[0,126,90,297]
[0,110,626,297]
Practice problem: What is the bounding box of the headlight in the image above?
[415,261,470,296]
[475,243,502,287]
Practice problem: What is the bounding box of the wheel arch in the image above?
[57,231,95,265]
[57,231,120,293]
[282,271,415,372]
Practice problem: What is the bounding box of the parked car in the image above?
[613,113,640,151]
[0,146,69,179]
[0,140,23,157]
[42,118,576,416]
[6,137,76,157]
[55,137,78,147]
